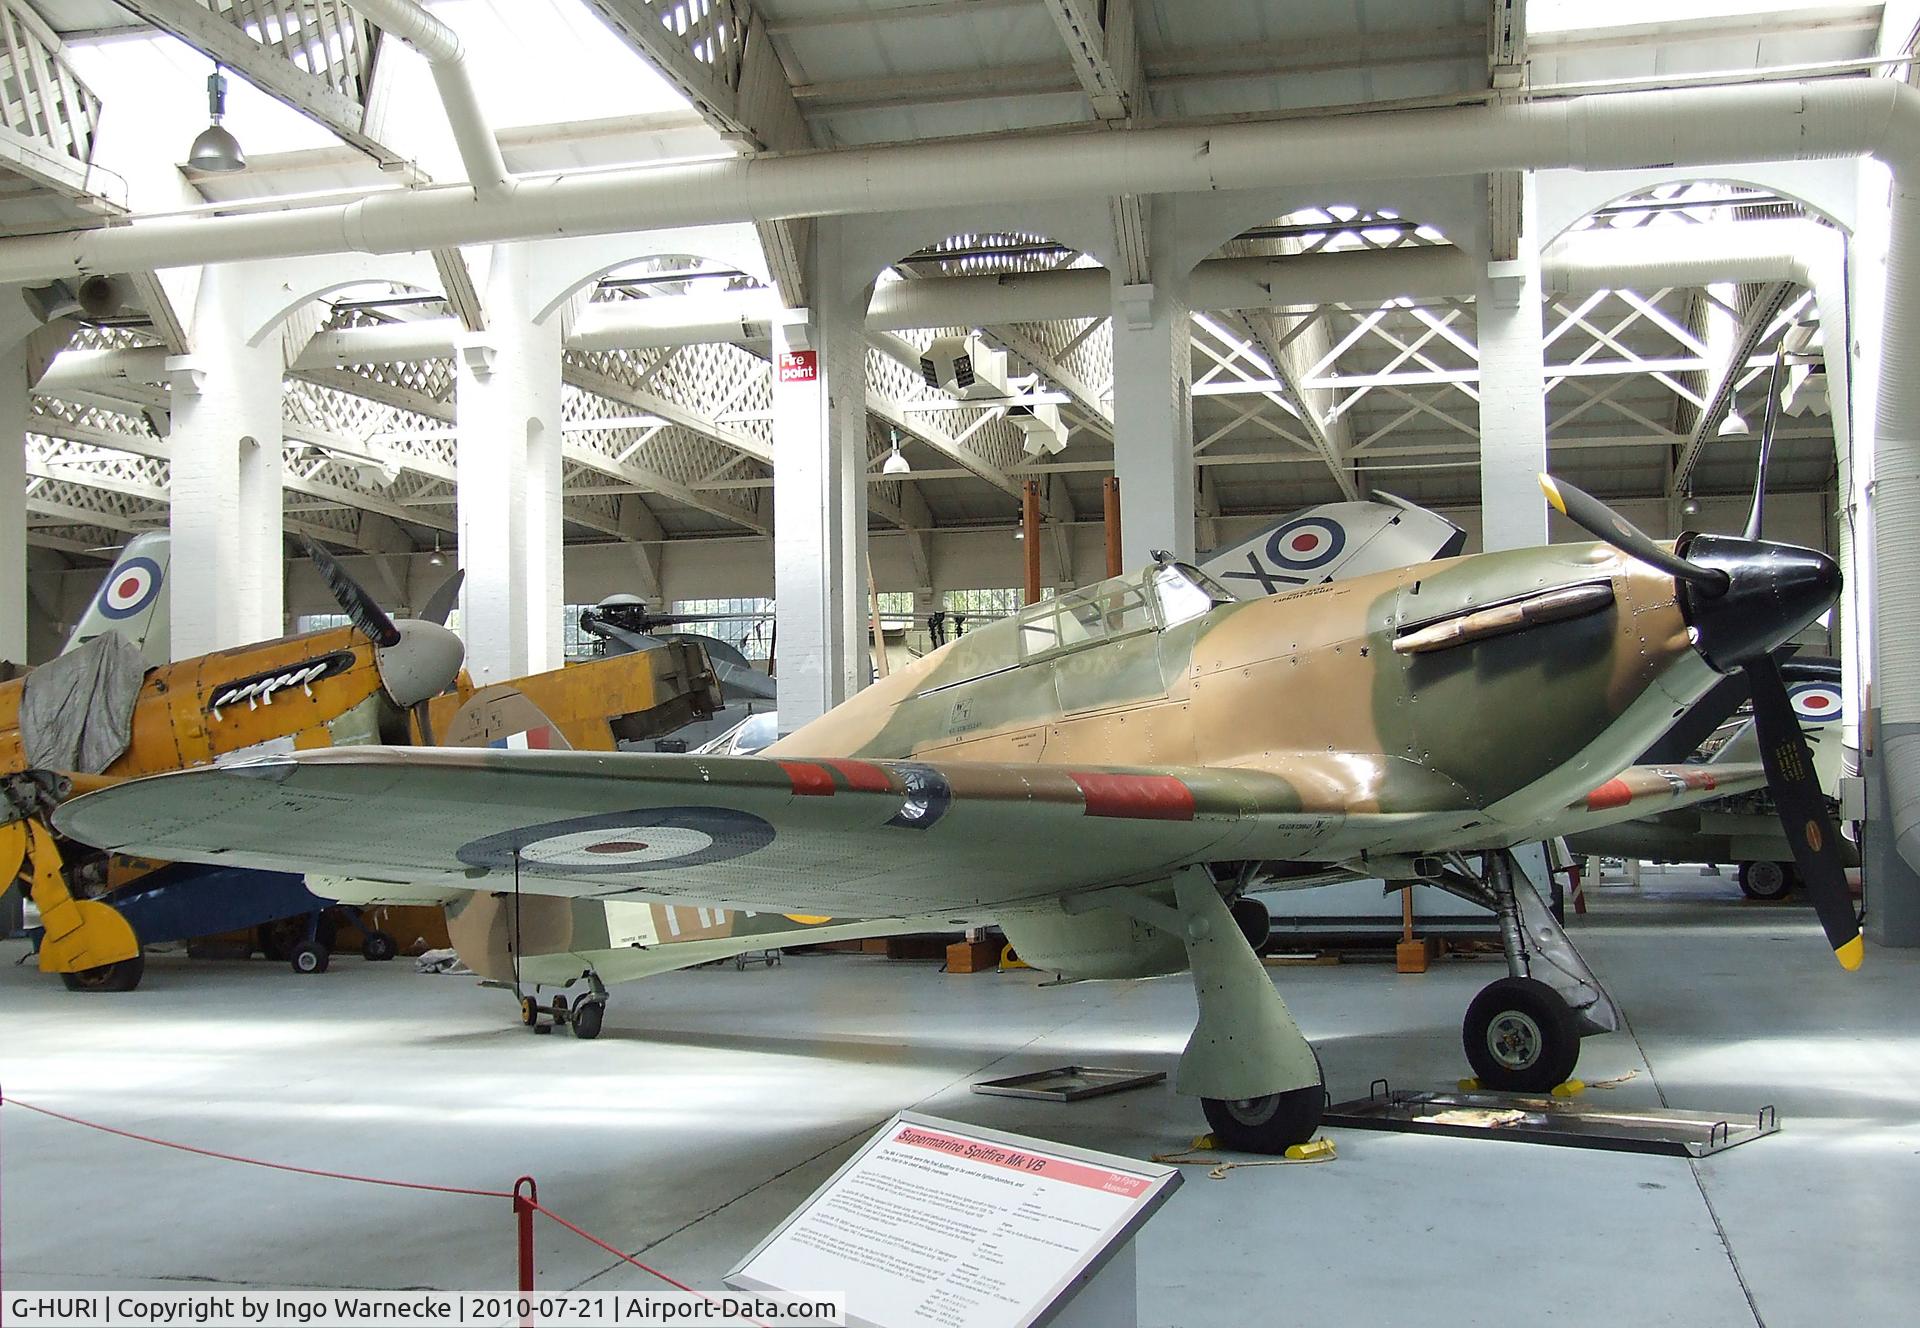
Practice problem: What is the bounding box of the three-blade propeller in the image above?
[1541,473,1860,970]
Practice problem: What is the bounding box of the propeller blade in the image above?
[1743,351,1788,541]
[420,568,465,626]
[1539,475,1730,592]
[411,698,437,746]
[1745,655,1863,970]
[299,536,401,648]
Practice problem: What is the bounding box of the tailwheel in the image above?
[571,1000,606,1040]
[59,954,145,993]
[1738,860,1797,902]
[1463,975,1581,1092]
[1202,1081,1325,1154]
[360,930,398,962]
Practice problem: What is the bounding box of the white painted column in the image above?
[455,243,565,684]
[0,341,25,663]
[774,224,868,735]
[1109,279,1195,566]
[1477,183,1550,552]
[167,264,285,656]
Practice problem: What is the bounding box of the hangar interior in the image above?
[3,1,1920,1326]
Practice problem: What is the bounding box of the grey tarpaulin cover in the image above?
[20,632,147,774]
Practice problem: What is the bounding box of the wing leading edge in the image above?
[52,746,1350,918]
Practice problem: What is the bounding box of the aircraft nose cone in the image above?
[374,620,466,707]
[1681,534,1842,672]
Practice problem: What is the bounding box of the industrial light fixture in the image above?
[188,66,246,173]
[882,429,911,476]
[1681,496,1702,518]
[1716,407,1747,437]
[428,536,446,567]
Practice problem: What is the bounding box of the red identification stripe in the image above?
[779,761,837,796]
[1585,778,1633,812]
[1070,772,1196,821]
[820,759,894,793]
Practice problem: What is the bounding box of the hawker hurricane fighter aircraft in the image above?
[56,479,1855,1152]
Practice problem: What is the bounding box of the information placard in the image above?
[727,1112,1180,1328]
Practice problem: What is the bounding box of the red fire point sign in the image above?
[778,350,818,383]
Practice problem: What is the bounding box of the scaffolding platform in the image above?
[1324,1080,1779,1157]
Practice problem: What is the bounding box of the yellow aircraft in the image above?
[3,538,464,990]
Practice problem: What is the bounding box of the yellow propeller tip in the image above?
[1836,935,1865,971]
[1539,474,1567,515]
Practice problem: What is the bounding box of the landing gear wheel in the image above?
[1201,1047,1324,1154]
[1231,896,1272,955]
[1738,860,1796,902]
[520,996,539,1027]
[359,930,398,962]
[59,954,145,993]
[1202,1083,1324,1154]
[290,940,330,975]
[571,1000,606,1040]
[1463,976,1581,1092]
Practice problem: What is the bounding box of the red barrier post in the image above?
[514,1177,538,1292]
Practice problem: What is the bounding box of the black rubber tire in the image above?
[572,1000,606,1041]
[60,954,145,993]
[1230,896,1272,955]
[1201,1047,1324,1154]
[290,940,330,975]
[1738,860,1796,902]
[1463,976,1582,1092]
[360,930,398,962]
[520,996,540,1027]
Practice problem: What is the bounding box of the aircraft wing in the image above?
[1493,762,1771,846]
[51,746,1351,918]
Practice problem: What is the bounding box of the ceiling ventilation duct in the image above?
[919,334,1009,400]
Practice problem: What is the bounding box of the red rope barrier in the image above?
[0,1092,739,1311]
[3,1096,513,1199]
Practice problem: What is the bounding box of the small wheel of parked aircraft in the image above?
[1738,860,1796,902]
[290,940,330,975]
[520,995,539,1027]
[59,954,145,993]
[360,930,398,962]
[1463,976,1580,1092]
[571,1000,606,1040]
[1230,896,1272,955]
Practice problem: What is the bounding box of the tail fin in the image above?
[438,685,574,751]
[64,531,170,666]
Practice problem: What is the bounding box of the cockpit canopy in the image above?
[1011,561,1233,663]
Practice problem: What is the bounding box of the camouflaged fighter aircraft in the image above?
[52,477,1854,1153]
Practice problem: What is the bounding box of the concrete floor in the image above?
[2,870,1915,1327]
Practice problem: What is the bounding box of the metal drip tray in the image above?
[1324,1081,1779,1157]
[971,1065,1167,1102]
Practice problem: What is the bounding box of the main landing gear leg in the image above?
[1171,872,1323,1154]
[1462,849,1619,1092]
